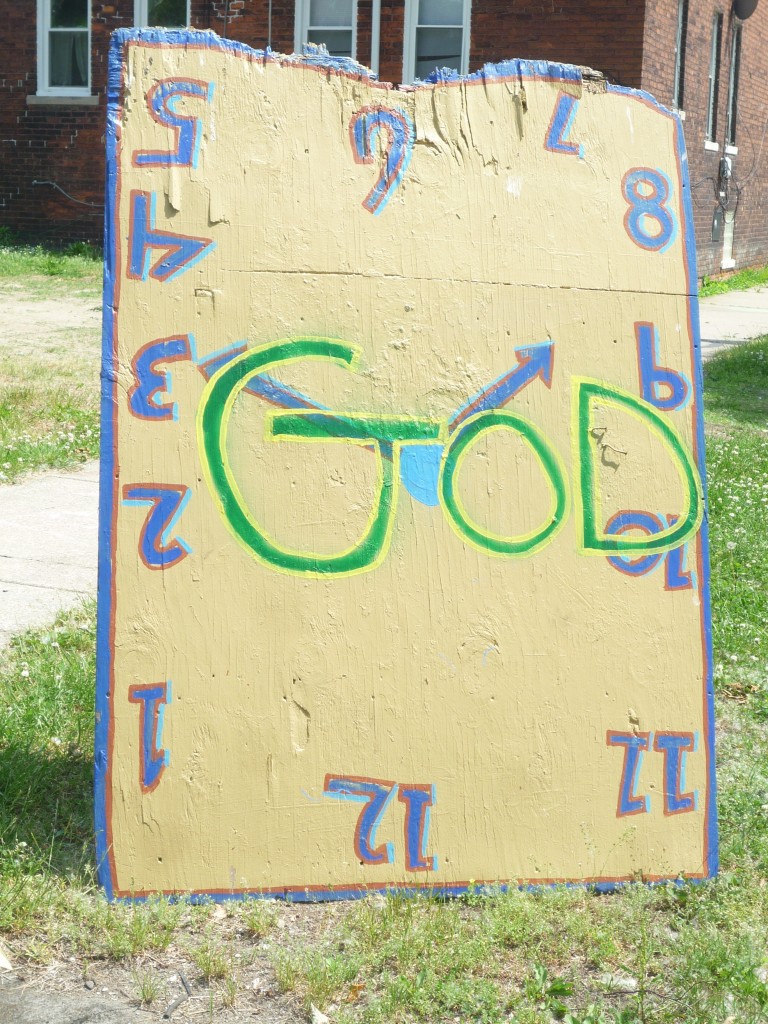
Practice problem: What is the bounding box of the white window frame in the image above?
[403,0,471,84]
[37,0,91,97]
[294,0,358,60]
[134,0,191,27]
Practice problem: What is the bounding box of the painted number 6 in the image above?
[350,105,415,215]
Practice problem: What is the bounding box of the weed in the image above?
[273,943,362,1011]
[191,933,232,983]
[525,962,573,1015]
[76,897,185,960]
[132,966,165,1006]
[242,898,279,939]
[562,1006,609,1024]
[221,974,238,1008]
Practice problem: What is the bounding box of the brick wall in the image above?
[0,3,111,243]
[643,0,768,278]
[0,0,260,245]
[377,0,405,84]
[4,0,768,276]
[469,0,645,87]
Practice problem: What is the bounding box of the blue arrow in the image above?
[128,190,215,283]
[400,341,555,506]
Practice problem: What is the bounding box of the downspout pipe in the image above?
[370,0,381,76]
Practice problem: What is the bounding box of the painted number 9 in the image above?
[621,167,676,253]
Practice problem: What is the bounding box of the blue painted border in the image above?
[95,29,716,904]
[94,25,126,903]
[607,81,717,880]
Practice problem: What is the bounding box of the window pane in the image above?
[147,0,187,26]
[310,0,353,28]
[307,29,353,56]
[49,30,88,87]
[416,26,461,74]
[672,0,688,109]
[51,0,88,29]
[706,13,722,140]
[727,25,741,145]
[419,0,463,26]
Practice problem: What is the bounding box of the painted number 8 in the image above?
[621,167,676,253]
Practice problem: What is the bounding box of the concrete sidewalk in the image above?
[1,287,767,649]
[699,284,768,359]
[0,462,98,647]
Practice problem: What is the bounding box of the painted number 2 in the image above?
[622,167,677,253]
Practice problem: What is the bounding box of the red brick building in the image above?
[1,0,765,277]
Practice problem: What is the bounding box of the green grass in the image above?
[703,340,768,676]
[0,374,99,482]
[0,241,101,281]
[0,605,96,932]
[700,263,768,298]
[702,338,768,428]
[1,342,768,1022]
[0,252,102,479]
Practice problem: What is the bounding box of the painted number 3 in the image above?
[622,167,677,253]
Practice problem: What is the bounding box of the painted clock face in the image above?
[97,31,714,900]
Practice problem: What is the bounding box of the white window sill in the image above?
[27,94,99,106]
[725,144,738,155]
[704,139,720,152]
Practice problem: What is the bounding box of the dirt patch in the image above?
[0,282,101,375]
[703,421,733,439]
[2,902,342,1024]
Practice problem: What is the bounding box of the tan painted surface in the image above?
[99,32,715,899]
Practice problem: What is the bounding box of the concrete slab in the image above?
[0,984,142,1024]
[0,463,99,647]
[699,285,768,359]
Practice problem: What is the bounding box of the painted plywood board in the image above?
[96,30,716,900]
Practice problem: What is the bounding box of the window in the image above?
[403,0,471,83]
[706,12,723,141]
[37,0,90,95]
[295,0,357,59]
[134,0,190,26]
[726,23,742,147]
[672,0,688,110]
